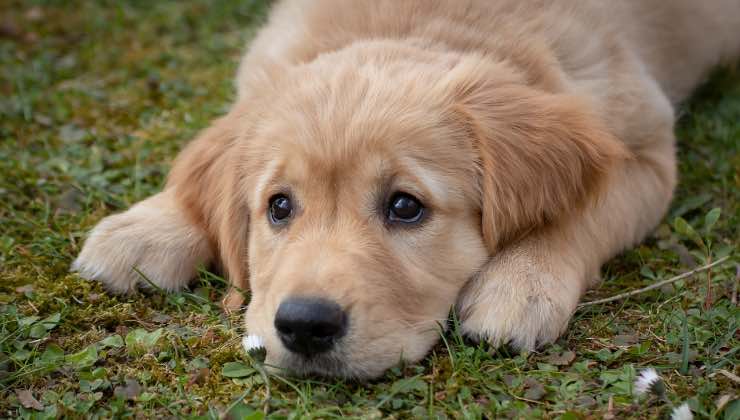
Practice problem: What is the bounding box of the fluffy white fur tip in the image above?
[671,403,693,420]
[242,334,265,353]
[634,368,661,396]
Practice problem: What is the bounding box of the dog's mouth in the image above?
[270,348,352,378]
[247,295,445,378]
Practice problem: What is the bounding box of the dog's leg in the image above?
[73,107,250,310]
[457,127,677,350]
[72,189,215,294]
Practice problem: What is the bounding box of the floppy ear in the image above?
[167,105,251,308]
[446,62,629,251]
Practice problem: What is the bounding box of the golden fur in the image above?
[73,0,740,378]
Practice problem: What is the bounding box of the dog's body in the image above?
[73,0,740,378]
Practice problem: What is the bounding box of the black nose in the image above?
[274,297,347,356]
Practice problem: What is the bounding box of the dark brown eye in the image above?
[388,192,424,224]
[269,194,293,224]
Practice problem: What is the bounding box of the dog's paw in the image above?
[456,242,583,351]
[222,288,246,312]
[71,191,213,294]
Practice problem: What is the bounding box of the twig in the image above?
[258,364,271,414]
[732,264,738,305]
[509,394,545,405]
[578,256,732,308]
[27,301,39,314]
[709,369,740,384]
[703,255,713,310]
[604,395,615,420]
[221,388,250,420]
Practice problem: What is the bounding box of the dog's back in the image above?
[238,0,739,104]
[619,0,740,102]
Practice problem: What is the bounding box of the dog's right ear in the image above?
[440,58,629,252]
[167,104,251,309]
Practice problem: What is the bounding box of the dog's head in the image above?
[171,44,625,378]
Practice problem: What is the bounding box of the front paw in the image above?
[456,245,583,351]
[71,191,213,294]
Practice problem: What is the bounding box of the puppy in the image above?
[72,0,740,378]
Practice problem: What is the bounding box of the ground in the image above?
[0,1,738,419]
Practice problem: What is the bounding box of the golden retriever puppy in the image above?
[72,0,740,378]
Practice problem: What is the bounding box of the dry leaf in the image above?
[187,368,210,388]
[613,334,639,346]
[16,389,43,410]
[25,7,44,21]
[716,394,733,412]
[523,377,546,401]
[113,379,142,401]
[546,350,576,366]
[149,312,172,324]
[15,285,34,294]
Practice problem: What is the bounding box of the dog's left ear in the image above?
[443,60,629,251]
[167,104,252,308]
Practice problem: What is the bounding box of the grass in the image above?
[0,1,737,418]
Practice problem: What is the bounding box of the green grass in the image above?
[1,1,738,418]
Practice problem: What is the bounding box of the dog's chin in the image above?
[265,347,397,380]
[268,352,347,378]
[267,351,376,379]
